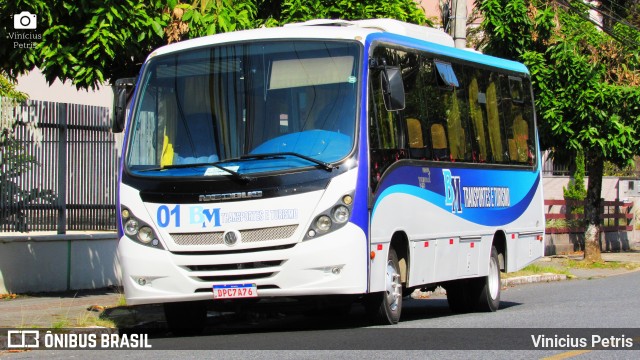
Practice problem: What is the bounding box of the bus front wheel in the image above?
[365,247,402,324]
[164,300,207,336]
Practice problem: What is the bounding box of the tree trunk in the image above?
[584,151,603,262]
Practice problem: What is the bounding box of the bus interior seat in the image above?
[430,123,449,160]
[509,115,529,162]
[407,117,429,158]
[173,113,219,164]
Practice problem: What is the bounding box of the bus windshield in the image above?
[126,40,360,176]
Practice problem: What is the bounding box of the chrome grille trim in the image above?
[240,225,298,243]
[171,225,298,246]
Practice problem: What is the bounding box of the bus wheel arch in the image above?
[365,231,408,325]
[492,231,507,272]
[390,231,409,286]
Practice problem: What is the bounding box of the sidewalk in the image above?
[1,252,639,329]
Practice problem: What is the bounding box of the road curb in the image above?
[502,273,567,286]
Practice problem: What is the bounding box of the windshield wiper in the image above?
[136,162,251,182]
[239,152,335,172]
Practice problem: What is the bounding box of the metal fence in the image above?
[1,99,119,233]
[541,150,570,176]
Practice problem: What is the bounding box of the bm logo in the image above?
[443,169,462,213]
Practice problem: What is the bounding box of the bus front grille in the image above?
[170,225,298,246]
[186,260,284,272]
[196,272,275,282]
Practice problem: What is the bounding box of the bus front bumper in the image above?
[118,223,368,305]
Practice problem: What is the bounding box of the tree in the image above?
[0,0,166,89]
[1,0,429,90]
[563,150,587,217]
[477,0,640,261]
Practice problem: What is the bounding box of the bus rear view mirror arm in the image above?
[112,77,137,133]
[380,66,405,112]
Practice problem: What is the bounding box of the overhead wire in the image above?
[556,0,640,48]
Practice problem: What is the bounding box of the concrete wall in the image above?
[16,68,113,107]
[0,233,121,294]
[542,176,620,200]
[543,175,640,255]
[546,231,640,255]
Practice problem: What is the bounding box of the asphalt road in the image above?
[7,271,640,359]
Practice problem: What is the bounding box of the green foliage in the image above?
[603,160,637,177]
[162,0,257,42]
[0,74,28,144]
[1,0,162,90]
[279,0,429,25]
[475,0,534,59]
[563,151,586,215]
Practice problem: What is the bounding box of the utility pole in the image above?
[452,0,467,49]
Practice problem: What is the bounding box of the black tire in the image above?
[447,246,501,313]
[305,296,353,319]
[365,247,402,324]
[164,301,207,336]
[471,246,501,312]
[445,279,472,313]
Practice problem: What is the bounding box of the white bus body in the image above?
[114,19,545,332]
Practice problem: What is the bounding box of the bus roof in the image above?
[146,18,528,75]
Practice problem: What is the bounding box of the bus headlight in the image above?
[304,192,354,240]
[137,226,154,244]
[124,219,139,236]
[332,205,350,224]
[120,206,164,249]
[316,215,332,232]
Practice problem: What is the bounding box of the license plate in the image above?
[212,283,257,299]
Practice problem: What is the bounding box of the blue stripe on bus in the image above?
[348,41,373,238]
[372,166,540,227]
[365,33,530,75]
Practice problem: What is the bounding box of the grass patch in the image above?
[77,313,117,328]
[116,294,127,307]
[50,312,118,329]
[504,264,572,278]
[564,259,640,270]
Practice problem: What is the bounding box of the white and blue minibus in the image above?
[113,19,545,334]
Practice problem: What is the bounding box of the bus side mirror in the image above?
[380,67,405,111]
[112,77,136,133]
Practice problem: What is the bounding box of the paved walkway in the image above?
[1,252,639,329]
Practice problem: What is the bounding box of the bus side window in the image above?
[430,123,448,161]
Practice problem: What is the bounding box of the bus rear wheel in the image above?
[471,246,501,312]
[446,246,501,313]
[365,247,402,324]
[445,280,472,313]
[164,300,207,336]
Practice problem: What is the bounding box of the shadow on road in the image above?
[101,296,523,338]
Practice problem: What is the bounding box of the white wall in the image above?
[0,234,121,294]
[15,68,113,107]
[543,176,620,201]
